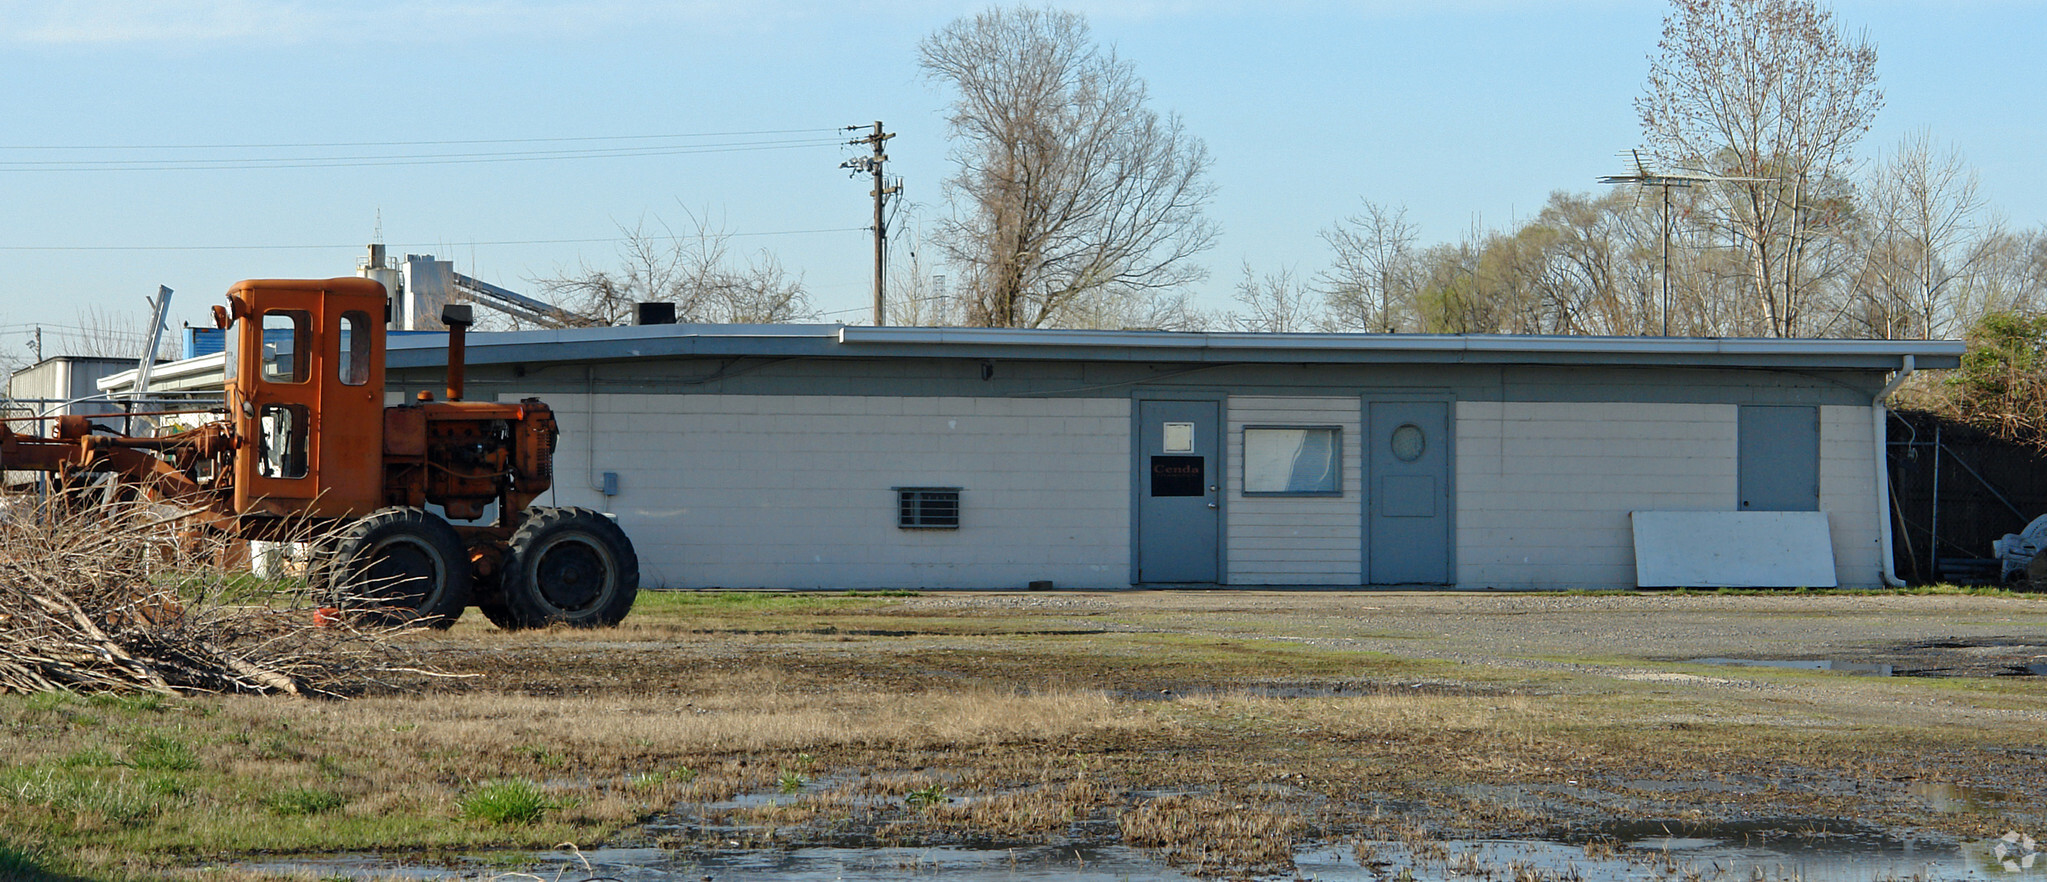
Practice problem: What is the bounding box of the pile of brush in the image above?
[0,492,437,698]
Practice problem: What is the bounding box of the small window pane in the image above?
[260,310,311,383]
[1243,427,1340,495]
[338,310,371,386]
[258,403,309,479]
[1390,424,1426,463]
[1162,422,1195,453]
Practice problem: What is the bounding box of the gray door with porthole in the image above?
[1136,399,1221,583]
[1366,400,1451,585]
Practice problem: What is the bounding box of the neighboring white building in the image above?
[104,323,1962,591]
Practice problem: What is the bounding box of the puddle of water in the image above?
[1117,680,1475,702]
[1336,834,2033,882]
[243,830,2047,882]
[243,843,1199,881]
[1691,657,1896,676]
[1911,781,2013,813]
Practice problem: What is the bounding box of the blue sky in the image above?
[0,0,2040,348]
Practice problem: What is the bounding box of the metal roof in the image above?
[95,324,1963,394]
[382,323,1963,372]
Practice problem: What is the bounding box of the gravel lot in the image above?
[901,589,2047,679]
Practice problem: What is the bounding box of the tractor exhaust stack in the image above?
[441,303,474,402]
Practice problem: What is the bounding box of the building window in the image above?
[896,487,962,529]
[1242,426,1341,496]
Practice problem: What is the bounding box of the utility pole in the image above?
[843,121,898,326]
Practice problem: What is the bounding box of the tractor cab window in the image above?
[222,317,238,381]
[260,310,311,383]
[257,403,310,479]
[338,310,371,386]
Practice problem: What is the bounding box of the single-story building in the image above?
[93,321,1961,590]
[309,324,1953,591]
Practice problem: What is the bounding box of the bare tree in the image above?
[1223,264,1320,333]
[535,211,813,327]
[15,307,182,361]
[1637,0,1882,336]
[919,6,1217,329]
[883,229,966,327]
[1847,130,1996,339]
[1319,200,1419,333]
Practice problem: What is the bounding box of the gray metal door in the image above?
[1738,405,1819,511]
[1137,399,1220,583]
[1366,400,1451,585]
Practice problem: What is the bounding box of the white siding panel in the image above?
[1821,405,1882,588]
[521,393,1130,589]
[1226,397,1362,585]
[1456,401,1884,590]
[1456,401,1738,589]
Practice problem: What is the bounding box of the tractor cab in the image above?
[219,277,388,518]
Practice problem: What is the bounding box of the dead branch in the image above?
[0,493,446,698]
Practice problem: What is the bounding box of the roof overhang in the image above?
[836,327,1964,370]
[99,324,1964,394]
[385,323,1963,372]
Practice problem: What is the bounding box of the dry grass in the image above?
[5,589,2047,880]
[0,493,435,698]
[1119,793,1306,877]
[225,678,1138,763]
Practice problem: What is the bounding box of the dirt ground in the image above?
[9,589,2047,881]
[412,590,2047,868]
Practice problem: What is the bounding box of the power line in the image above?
[0,128,843,151]
[0,227,868,252]
[0,137,848,172]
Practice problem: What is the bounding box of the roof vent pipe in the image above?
[635,302,676,326]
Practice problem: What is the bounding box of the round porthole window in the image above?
[1390,424,1425,462]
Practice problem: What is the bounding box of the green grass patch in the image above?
[777,769,808,794]
[58,747,119,769]
[0,841,51,879]
[457,778,552,825]
[904,784,948,810]
[263,787,347,816]
[636,590,900,613]
[0,765,180,827]
[1557,585,2045,600]
[88,692,168,714]
[126,733,198,772]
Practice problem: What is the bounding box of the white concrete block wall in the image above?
[1455,401,1739,589]
[1225,397,1362,585]
[523,393,1130,589]
[1820,405,1883,587]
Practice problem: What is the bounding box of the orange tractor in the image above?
[0,276,638,629]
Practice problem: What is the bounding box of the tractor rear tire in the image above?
[328,507,471,629]
[500,507,638,628]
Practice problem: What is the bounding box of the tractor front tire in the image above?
[500,507,639,628]
[328,507,471,629]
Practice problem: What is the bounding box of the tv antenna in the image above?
[1599,149,1767,336]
